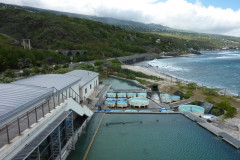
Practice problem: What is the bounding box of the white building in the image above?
[65,70,99,101]
[0,70,99,160]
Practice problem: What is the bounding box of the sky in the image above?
[1,0,240,37]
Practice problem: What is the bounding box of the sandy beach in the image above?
[122,64,187,90]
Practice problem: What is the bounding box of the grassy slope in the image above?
[0,9,226,57]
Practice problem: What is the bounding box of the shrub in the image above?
[183,90,193,99]
[22,68,32,76]
[115,73,125,78]
[3,69,16,78]
[203,88,218,96]
[187,82,197,90]
[216,101,237,118]
[190,101,198,105]
[54,68,72,74]
[205,96,216,104]
[32,66,41,74]
[126,73,136,80]
[94,60,104,66]
[0,76,14,83]
[211,108,224,116]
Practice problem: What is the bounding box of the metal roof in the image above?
[0,84,53,123]
[12,74,81,92]
[65,70,98,87]
[12,111,71,160]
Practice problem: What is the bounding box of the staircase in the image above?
[66,113,75,150]
[51,127,62,160]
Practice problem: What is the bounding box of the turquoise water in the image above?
[128,97,149,103]
[102,77,143,90]
[179,105,205,113]
[67,113,103,160]
[86,114,240,160]
[135,50,240,95]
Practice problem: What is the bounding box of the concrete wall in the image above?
[80,77,99,100]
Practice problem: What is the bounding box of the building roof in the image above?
[0,84,53,123]
[12,74,81,92]
[65,70,99,87]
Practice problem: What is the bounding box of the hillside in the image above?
[1,2,239,51]
[0,33,68,71]
[0,8,227,53]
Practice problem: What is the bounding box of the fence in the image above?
[0,87,82,149]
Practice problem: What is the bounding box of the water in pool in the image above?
[102,77,143,90]
[86,114,240,160]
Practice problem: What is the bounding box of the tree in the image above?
[0,55,8,72]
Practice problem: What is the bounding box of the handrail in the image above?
[70,87,83,103]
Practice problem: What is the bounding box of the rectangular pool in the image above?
[85,113,240,160]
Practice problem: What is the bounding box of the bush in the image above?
[203,88,218,96]
[211,107,224,116]
[32,66,41,74]
[183,90,193,99]
[205,96,216,104]
[22,68,32,76]
[216,101,237,118]
[0,76,14,83]
[110,59,121,65]
[54,68,72,74]
[190,101,198,105]
[94,60,104,66]
[126,73,136,80]
[187,82,197,90]
[115,73,125,78]
[3,69,16,78]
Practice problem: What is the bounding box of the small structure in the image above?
[160,94,171,103]
[200,114,216,120]
[117,92,127,98]
[127,93,137,98]
[117,101,128,108]
[138,92,147,98]
[128,97,149,108]
[179,105,205,116]
[171,95,180,102]
[117,98,127,101]
[107,93,117,98]
[106,98,117,101]
[105,100,116,108]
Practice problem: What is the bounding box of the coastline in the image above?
[121,64,240,141]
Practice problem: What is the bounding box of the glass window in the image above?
[90,84,92,89]
[85,88,87,94]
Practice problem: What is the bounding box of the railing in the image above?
[69,87,83,104]
[0,90,68,149]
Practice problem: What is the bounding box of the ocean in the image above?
[135,50,240,95]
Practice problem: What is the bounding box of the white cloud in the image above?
[1,0,240,36]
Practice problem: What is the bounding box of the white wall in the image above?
[80,77,99,100]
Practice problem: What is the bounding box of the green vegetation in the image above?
[211,107,224,117]
[0,34,69,71]
[182,90,193,99]
[0,7,234,73]
[202,88,219,96]
[215,101,237,118]
[205,96,216,104]
[186,82,198,90]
